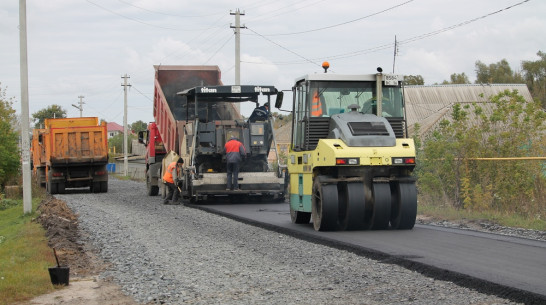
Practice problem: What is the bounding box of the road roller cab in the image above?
[278,66,417,231]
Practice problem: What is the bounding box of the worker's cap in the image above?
[177,157,184,164]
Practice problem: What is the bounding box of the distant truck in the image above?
[139,65,286,202]
[31,117,109,194]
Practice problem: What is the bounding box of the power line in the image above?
[85,0,223,31]
[259,0,415,36]
[398,0,532,46]
[117,0,224,18]
[204,35,233,64]
[130,85,153,102]
[246,26,322,68]
[246,0,326,23]
[245,0,532,66]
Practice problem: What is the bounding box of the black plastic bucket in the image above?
[48,266,69,286]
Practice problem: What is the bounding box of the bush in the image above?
[416,90,546,219]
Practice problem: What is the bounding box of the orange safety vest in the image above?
[163,161,177,184]
[311,91,323,117]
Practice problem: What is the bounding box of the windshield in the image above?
[309,81,404,118]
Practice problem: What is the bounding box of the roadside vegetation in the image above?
[0,183,56,305]
[0,84,56,304]
[415,89,546,230]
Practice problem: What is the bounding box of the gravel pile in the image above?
[417,217,546,241]
[57,178,523,304]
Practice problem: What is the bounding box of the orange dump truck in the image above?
[31,117,109,194]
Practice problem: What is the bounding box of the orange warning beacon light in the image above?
[322,61,330,73]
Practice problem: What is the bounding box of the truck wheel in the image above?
[100,181,108,193]
[160,183,166,199]
[48,181,58,195]
[371,183,391,230]
[312,176,339,231]
[390,181,417,230]
[290,206,311,224]
[57,183,65,194]
[146,173,159,196]
[92,182,101,193]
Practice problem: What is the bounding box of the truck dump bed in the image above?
[44,117,108,165]
[32,117,109,194]
[154,65,232,154]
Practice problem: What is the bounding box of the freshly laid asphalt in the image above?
[196,201,546,302]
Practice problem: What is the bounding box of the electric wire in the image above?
[398,0,531,45]
[258,0,415,36]
[246,26,322,68]
[117,0,225,18]
[204,35,234,64]
[245,0,533,66]
[85,0,224,31]
[245,0,326,23]
[130,86,153,102]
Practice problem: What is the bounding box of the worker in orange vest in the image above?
[311,90,323,117]
[224,136,246,191]
[163,157,184,204]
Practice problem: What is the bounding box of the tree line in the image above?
[404,51,546,108]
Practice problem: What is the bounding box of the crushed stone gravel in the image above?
[56,178,525,304]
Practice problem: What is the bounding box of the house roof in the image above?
[107,122,124,132]
[403,84,533,136]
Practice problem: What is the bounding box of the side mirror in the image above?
[137,130,148,146]
[275,91,284,109]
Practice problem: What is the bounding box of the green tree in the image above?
[442,72,470,84]
[522,50,546,108]
[130,120,148,133]
[31,104,66,128]
[0,84,21,189]
[403,75,425,85]
[108,133,137,155]
[474,59,524,84]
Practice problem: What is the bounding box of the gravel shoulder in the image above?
[30,178,535,304]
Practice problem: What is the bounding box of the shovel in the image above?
[48,248,70,286]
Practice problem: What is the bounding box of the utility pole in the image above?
[392,35,398,74]
[19,0,31,214]
[230,9,246,85]
[121,74,131,176]
[72,95,85,117]
[230,9,245,113]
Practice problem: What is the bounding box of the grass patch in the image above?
[0,190,56,305]
[418,199,546,231]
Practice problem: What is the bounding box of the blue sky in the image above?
[1,0,544,124]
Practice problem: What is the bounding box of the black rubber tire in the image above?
[100,181,108,193]
[312,177,339,231]
[371,183,391,230]
[92,182,101,193]
[47,180,57,194]
[146,173,159,196]
[57,183,65,194]
[340,182,367,230]
[50,182,58,195]
[390,181,417,230]
[290,205,311,224]
[160,183,167,199]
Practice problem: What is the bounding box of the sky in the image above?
[1,0,545,126]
